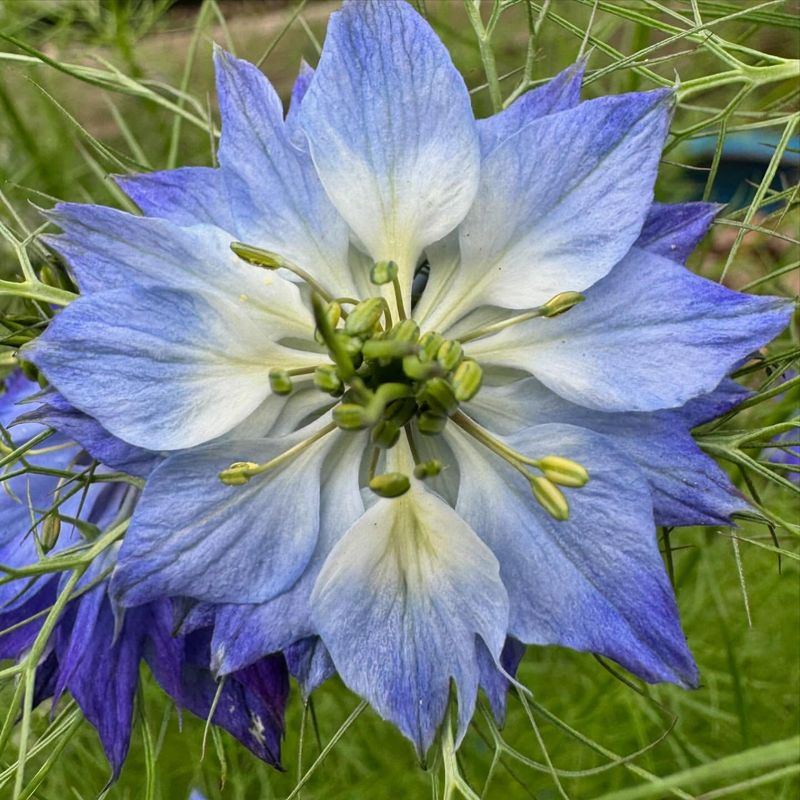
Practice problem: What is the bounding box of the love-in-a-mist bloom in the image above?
[27,0,792,755]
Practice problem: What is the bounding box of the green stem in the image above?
[0,279,76,306]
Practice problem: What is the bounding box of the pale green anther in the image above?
[413,460,444,479]
[230,241,282,269]
[370,259,399,286]
[419,331,444,361]
[530,476,569,521]
[542,291,585,318]
[369,471,411,498]
[333,403,371,430]
[437,339,463,372]
[385,398,418,428]
[538,455,589,487]
[219,461,260,486]
[452,359,483,402]
[314,365,342,394]
[387,319,420,344]
[41,514,61,553]
[371,420,401,449]
[417,410,448,436]
[402,354,443,381]
[269,368,293,396]
[419,377,458,416]
[362,338,418,361]
[345,298,385,336]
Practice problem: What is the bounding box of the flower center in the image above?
[220,241,590,520]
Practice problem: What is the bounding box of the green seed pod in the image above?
[269,368,293,396]
[436,339,463,372]
[314,365,342,394]
[418,331,444,361]
[333,403,371,430]
[219,461,259,485]
[371,419,401,449]
[370,260,399,285]
[413,460,444,480]
[369,471,411,498]
[418,377,458,416]
[451,359,483,402]
[41,514,61,552]
[538,455,589,487]
[344,298,385,336]
[530,476,569,520]
[541,291,585,318]
[417,410,447,436]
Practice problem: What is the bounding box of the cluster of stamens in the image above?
[218,243,590,520]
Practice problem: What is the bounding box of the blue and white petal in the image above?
[111,421,343,607]
[311,444,509,755]
[466,248,793,412]
[447,423,698,686]
[299,0,480,302]
[416,90,673,331]
[214,48,358,297]
[27,283,317,451]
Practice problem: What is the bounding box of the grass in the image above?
[0,0,798,798]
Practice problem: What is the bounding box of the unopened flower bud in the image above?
[369,471,411,498]
[452,359,483,402]
[419,331,444,361]
[538,455,589,487]
[219,461,259,485]
[419,377,458,416]
[41,514,61,552]
[269,368,293,395]
[371,420,401,449]
[437,339,463,372]
[542,291,585,318]
[413,460,444,479]
[314,365,342,394]
[370,260,399,286]
[345,298,385,336]
[530,476,569,521]
[333,403,371,430]
[417,410,447,436]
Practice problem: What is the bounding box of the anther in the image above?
[418,377,458,416]
[269,368,293,396]
[344,298,386,336]
[417,410,448,436]
[451,359,483,402]
[362,338,418,361]
[402,354,444,381]
[541,291,585,317]
[369,471,411,498]
[370,260,399,286]
[371,420,401,449]
[530,476,569,521]
[436,340,463,372]
[314,365,342,395]
[413,460,444,480]
[219,461,261,486]
[418,332,444,362]
[538,455,589,487]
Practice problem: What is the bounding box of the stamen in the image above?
[457,291,585,344]
[230,241,336,305]
[268,366,317,396]
[413,460,444,480]
[370,259,408,322]
[219,422,337,485]
[368,471,411,498]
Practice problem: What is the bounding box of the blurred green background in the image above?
[0,1,797,798]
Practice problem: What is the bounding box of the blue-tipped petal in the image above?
[211,431,365,674]
[111,423,343,607]
[18,393,160,478]
[477,637,526,724]
[311,475,509,756]
[285,637,335,697]
[467,247,793,412]
[299,0,480,298]
[636,201,722,263]
[477,60,585,156]
[26,284,316,451]
[213,47,357,298]
[114,167,236,232]
[286,59,314,139]
[466,377,748,526]
[447,423,698,687]
[417,90,673,331]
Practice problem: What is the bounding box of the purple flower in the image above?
[22,0,791,756]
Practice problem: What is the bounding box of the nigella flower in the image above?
[0,373,288,776]
[25,0,792,755]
